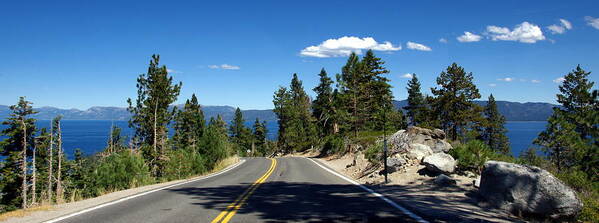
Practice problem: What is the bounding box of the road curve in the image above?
[52,157,416,223]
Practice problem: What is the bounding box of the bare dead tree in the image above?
[20,118,28,209]
[47,122,54,203]
[55,119,64,203]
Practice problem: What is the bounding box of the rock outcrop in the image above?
[387,126,453,154]
[422,153,456,174]
[479,161,583,219]
[406,143,433,161]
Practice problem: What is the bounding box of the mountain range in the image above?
[0,100,557,122]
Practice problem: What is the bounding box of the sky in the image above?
[1,0,598,110]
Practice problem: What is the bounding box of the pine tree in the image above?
[361,50,395,131]
[0,97,37,210]
[482,94,510,154]
[252,118,268,156]
[538,65,598,178]
[173,94,205,150]
[273,74,317,152]
[312,68,335,137]
[127,54,182,177]
[431,63,482,141]
[404,74,428,126]
[229,108,251,153]
[336,53,364,137]
[534,110,583,171]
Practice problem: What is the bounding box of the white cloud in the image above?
[531,79,541,83]
[166,69,180,74]
[208,64,240,70]
[585,16,599,30]
[489,83,497,87]
[486,22,545,43]
[547,19,572,34]
[457,32,482,42]
[439,38,448,43]
[497,77,514,82]
[553,77,566,83]
[401,73,413,78]
[299,36,401,58]
[406,41,432,51]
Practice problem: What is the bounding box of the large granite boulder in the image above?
[479,161,583,219]
[422,153,456,174]
[387,127,452,154]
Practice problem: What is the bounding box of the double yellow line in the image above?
[210,158,277,223]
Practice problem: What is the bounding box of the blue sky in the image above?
[1,0,598,110]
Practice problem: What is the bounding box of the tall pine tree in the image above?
[431,63,482,141]
[127,54,182,177]
[312,68,335,137]
[273,74,317,152]
[482,94,510,154]
[173,94,205,150]
[404,74,428,127]
[229,108,252,154]
[0,97,37,210]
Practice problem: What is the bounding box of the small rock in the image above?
[386,156,407,173]
[473,177,481,188]
[422,153,456,174]
[434,174,456,186]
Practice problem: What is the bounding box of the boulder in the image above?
[479,161,583,219]
[406,143,433,161]
[422,153,456,174]
[386,156,407,173]
[387,127,452,154]
[434,174,456,186]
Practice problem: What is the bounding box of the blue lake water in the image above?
[1,120,544,159]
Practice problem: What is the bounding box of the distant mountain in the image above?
[392,100,557,121]
[0,105,277,122]
[0,100,554,122]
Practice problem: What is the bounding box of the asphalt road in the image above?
[54,157,418,223]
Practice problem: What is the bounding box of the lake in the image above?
[1,120,544,159]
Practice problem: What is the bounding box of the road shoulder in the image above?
[312,155,521,223]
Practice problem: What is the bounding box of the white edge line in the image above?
[44,159,247,223]
[307,158,429,223]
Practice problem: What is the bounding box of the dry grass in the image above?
[0,205,54,221]
[210,155,240,174]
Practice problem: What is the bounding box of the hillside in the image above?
[392,100,556,121]
[0,100,555,122]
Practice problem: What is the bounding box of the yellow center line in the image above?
[210,158,277,223]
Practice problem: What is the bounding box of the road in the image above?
[52,157,420,223]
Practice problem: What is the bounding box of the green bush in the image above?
[163,148,207,181]
[364,142,383,164]
[321,135,345,155]
[89,151,153,196]
[450,140,494,173]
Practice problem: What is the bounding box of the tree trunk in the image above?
[153,103,158,176]
[56,120,63,204]
[47,124,53,203]
[21,119,28,209]
[32,143,37,206]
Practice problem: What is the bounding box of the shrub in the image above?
[450,140,494,173]
[89,151,153,196]
[364,142,383,164]
[321,135,345,155]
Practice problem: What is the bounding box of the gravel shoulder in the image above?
[315,153,522,223]
[1,157,242,223]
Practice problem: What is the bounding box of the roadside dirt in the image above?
[314,153,521,223]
